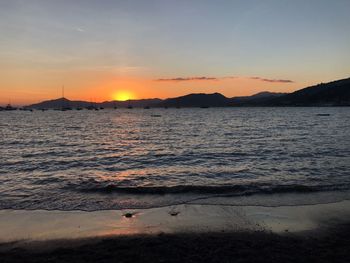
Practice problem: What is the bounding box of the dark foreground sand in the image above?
[1,223,350,263]
[1,199,350,262]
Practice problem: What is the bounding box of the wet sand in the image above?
[1,200,350,262]
[1,223,350,263]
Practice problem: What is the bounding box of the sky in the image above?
[0,0,349,105]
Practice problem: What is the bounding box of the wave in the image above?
[76,183,350,196]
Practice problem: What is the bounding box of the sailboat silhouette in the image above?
[60,86,72,111]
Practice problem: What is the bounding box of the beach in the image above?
[1,198,350,262]
[2,225,350,263]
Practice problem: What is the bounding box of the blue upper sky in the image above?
[0,0,349,103]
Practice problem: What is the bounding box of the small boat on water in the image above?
[5,104,17,111]
[61,107,72,111]
[86,103,98,110]
[19,108,33,112]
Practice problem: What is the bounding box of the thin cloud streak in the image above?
[250,77,294,83]
[155,76,293,83]
[156,77,218,81]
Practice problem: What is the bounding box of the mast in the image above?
[61,85,64,110]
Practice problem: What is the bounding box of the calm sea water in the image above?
[1,108,350,210]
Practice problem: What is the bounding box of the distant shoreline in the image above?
[1,105,350,111]
[2,76,349,109]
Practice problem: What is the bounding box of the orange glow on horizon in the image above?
[112,90,135,101]
[0,73,305,106]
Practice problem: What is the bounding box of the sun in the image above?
[113,91,134,101]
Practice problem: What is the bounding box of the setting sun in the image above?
[112,91,134,101]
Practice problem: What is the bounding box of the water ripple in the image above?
[0,108,350,210]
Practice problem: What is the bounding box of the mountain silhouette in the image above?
[26,77,350,109]
[229,92,287,106]
[267,77,350,106]
[28,97,91,109]
[28,98,162,109]
[159,92,230,107]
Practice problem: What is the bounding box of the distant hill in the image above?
[26,77,350,108]
[229,92,287,106]
[28,98,162,109]
[99,99,162,108]
[267,77,350,106]
[27,92,283,109]
[28,98,91,109]
[159,93,230,107]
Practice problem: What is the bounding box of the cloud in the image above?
[155,76,293,83]
[250,77,294,83]
[75,27,85,32]
[156,77,218,82]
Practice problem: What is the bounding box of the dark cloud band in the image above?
[250,77,294,83]
[155,76,293,83]
[156,77,218,81]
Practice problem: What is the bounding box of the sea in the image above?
[1,107,350,211]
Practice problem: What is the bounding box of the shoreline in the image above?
[1,199,350,262]
[1,199,350,248]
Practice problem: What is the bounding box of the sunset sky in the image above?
[0,0,349,105]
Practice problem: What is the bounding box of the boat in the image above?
[86,101,97,110]
[86,105,94,110]
[5,104,17,111]
[127,99,133,109]
[20,108,33,112]
[60,85,72,111]
[61,107,72,111]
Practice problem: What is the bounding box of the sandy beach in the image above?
[1,198,350,262]
[2,225,350,263]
